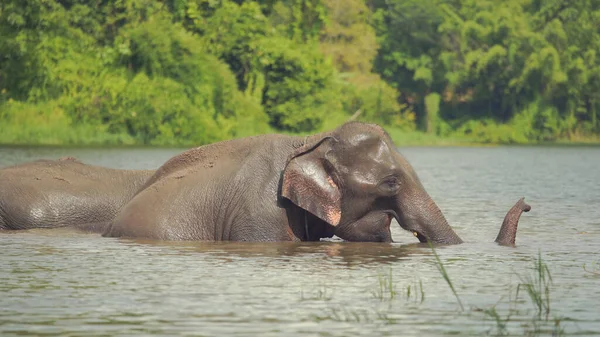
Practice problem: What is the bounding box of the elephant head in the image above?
[281,122,463,244]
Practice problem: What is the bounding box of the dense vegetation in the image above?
[1,0,599,146]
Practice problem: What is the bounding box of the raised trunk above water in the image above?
[495,197,531,246]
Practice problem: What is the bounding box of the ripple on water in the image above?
[1,146,600,336]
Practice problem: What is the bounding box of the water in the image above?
[1,145,599,336]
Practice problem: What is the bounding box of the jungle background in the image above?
[1,0,599,146]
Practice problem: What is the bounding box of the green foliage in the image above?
[267,0,329,42]
[260,37,341,132]
[1,0,599,146]
[110,12,268,144]
[319,0,377,73]
[424,93,440,134]
[0,100,134,145]
[378,0,600,142]
[339,73,415,130]
[317,0,414,132]
[0,0,269,145]
[372,0,600,143]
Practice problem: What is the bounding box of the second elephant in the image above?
[104,122,464,243]
[0,157,154,231]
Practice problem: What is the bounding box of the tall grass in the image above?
[308,248,566,335]
[427,245,565,336]
[371,268,397,301]
[370,267,425,303]
[405,279,425,303]
[479,253,565,336]
[428,241,464,311]
[517,251,553,320]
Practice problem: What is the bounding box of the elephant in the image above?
[0,157,154,231]
[125,198,531,262]
[495,197,531,246]
[104,122,465,243]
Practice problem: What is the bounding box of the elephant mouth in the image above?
[388,212,428,243]
[411,230,428,243]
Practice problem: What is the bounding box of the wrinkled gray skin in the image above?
[104,122,464,243]
[0,157,154,231]
[495,198,531,246]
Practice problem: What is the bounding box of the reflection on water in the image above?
[123,238,434,265]
[1,146,600,336]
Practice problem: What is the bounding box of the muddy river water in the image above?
[1,145,599,336]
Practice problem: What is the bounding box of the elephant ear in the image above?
[281,138,342,227]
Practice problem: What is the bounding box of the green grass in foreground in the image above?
[370,268,425,303]
[426,247,566,336]
[308,248,568,336]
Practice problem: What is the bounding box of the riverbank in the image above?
[1,122,600,148]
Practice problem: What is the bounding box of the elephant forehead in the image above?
[343,139,398,171]
[345,130,382,147]
[344,132,395,159]
[371,141,397,165]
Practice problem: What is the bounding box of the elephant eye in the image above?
[378,177,400,195]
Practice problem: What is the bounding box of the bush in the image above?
[52,12,270,146]
[0,100,134,145]
[261,37,342,132]
[338,73,416,130]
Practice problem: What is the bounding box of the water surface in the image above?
[1,146,599,336]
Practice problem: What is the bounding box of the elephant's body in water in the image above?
[105,122,461,243]
[0,157,154,231]
[0,122,531,245]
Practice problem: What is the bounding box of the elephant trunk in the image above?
[495,197,531,246]
[398,191,530,245]
[421,200,463,244]
[397,193,463,244]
